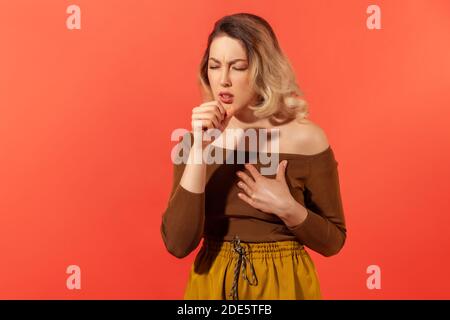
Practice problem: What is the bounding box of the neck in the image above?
[227,109,271,130]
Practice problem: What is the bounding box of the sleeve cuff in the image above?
[286,208,311,232]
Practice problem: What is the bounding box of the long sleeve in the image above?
[287,149,347,257]
[160,132,205,258]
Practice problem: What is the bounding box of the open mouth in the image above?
[219,93,234,104]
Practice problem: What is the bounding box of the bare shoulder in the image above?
[283,118,330,155]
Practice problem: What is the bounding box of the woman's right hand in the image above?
[191,100,233,147]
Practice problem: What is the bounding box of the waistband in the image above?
[203,235,307,300]
[202,235,306,260]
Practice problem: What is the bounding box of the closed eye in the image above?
[209,66,247,71]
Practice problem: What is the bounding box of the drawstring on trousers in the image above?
[228,235,258,300]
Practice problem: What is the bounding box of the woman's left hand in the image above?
[236,160,294,217]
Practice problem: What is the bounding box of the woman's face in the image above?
[207,35,257,116]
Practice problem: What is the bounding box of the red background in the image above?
[1,0,450,299]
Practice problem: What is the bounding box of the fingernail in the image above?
[284,160,288,167]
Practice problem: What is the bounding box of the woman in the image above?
[161,13,346,300]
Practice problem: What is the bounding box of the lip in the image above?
[219,92,234,104]
[219,91,234,97]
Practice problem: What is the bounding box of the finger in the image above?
[191,119,214,130]
[237,180,253,197]
[236,170,256,188]
[193,107,224,124]
[192,112,220,128]
[194,101,225,116]
[214,106,225,122]
[199,100,222,108]
[276,160,288,181]
[237,192,257,208]
[192,105,218,114]
[191,119,207,130]
[214,100,226,117]
[192,114,217,128]
[220,110,233,130]
[208,104,226,122]
[244,163,262,181]
[224,104,236,118]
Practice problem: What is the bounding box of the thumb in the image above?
[276,160,288,181]
[221,106,234,129]
[224,104,235,119]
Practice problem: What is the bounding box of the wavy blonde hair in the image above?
[198,13,309,121]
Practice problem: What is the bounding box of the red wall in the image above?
[1,0,449,299]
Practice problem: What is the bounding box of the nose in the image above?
[220,69,231,87]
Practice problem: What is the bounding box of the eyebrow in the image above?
[208,57,247,64]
